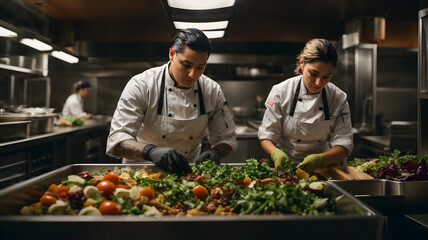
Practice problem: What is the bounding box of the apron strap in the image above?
[289,79,301,117]
[289,77,330,120]
[321,88,330,120]
[157,69,166,115]
[197,80,206,115]
[157,66,206,116]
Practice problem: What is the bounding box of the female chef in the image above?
[258,38,353,174]
[62,80,92,119]
[106,28,237,174]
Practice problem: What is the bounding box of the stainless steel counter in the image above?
[0,119,110,149]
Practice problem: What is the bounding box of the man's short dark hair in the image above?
[172,28,211,56]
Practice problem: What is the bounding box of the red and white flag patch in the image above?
[266,98,274,107]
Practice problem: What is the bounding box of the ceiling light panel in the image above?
[203,30,225,39]
[51,51,79,64]
[173,21,228,30]
[19,38,52,51]
[0,26,17,37]
[167,0,235,10]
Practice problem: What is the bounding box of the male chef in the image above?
[106,28,237,174]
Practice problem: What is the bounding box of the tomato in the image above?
[116,184,130,189]
[96,180,116,197]
[103,172,119,185]
[40,194,57,206]
[98,200,122,215]
[56,185,69,201]
[243,176,252,186]
[140,186,155,200]
[192,185,208,200]
[47,184,58,194]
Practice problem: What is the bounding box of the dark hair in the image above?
[294,38,338,75]
[171,28,211,56]
[74,80,92,92]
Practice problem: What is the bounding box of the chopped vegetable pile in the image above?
[20,159,340,216]
[66,117,85,126]
[350,150,428,181]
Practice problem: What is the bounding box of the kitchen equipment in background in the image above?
[0,121,30,142]
[23,77,51,108]
[418,8,428,155]
[0,112,59,135]
[231,106,256,119]
[21,107,55,115]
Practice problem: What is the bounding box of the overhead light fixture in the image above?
[0,26,17,37]
[173,21,228,30]
[51,51,79,64]
[203,30,225,39]
[167,0,235,10]
[19,38,52,51]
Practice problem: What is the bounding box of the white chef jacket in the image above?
[258,76,353,162]
[107,63,237,162]
[62,93,87,118]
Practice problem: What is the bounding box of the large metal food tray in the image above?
[330,179,428,214]
[0,164,385,240]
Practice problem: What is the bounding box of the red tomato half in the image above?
[98,200,122,215]
[116,184,130,189]
[103,172,119,185]
[96,180,116,198]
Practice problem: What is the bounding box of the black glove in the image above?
[196,148,220,165]
[142,144,192,174]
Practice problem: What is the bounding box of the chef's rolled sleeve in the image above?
[329,101,354,155]
[106,78,147,158]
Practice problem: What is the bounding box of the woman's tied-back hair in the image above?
[294,38,338,75]
[73,80,92,93]
[171,28,212,56]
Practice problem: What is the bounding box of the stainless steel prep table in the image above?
[0,119,112,189]
[0,164,385,240]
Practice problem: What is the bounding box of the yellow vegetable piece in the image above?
[296,168,310,179]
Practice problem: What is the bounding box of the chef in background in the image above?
[258,38,353,174]
[62,80,92,119]
[107,28,237,174]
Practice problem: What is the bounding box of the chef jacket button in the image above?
[298,98,302,102]
[189,136,193,139]
[193,104,197,108]
[194,90,198,93]
[162,135,166,139]
[168,113,172,117]
[168,88,172,92]
[297,139,301,142]
[319,107,323,111]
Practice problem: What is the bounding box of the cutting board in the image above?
[314,165,374,180]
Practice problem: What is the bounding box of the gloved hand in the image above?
[297,154,326,174]
[270,148,290,171]
[196,148,220,165]
[142,144,192,174]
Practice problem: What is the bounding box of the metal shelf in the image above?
[0,63,43,76]
[420,92,428,99]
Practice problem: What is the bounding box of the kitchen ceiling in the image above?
[23,0,420,44]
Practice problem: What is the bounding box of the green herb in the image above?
[65,117,85,126]
[92,168,108,176]
[111,195,143,215]
[230,182,334,216]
